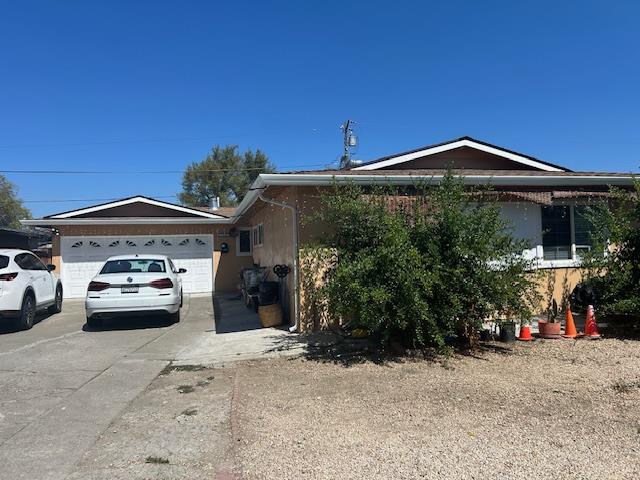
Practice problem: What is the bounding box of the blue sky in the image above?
[1,1,639,217]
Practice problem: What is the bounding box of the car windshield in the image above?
[0,256,8,269]
[100,259,166,274]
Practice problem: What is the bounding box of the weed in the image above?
[161,364,207,375]
[145,456,169,464]
[612,379,640,393]
[177,385,195,394]
[181,408,198,416]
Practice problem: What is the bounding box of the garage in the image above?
[60,234,214,298]
[20,196,252,299]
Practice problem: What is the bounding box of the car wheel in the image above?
[86,316,102,329]
[170,309,180,323]
[17,293,36,330]
[48,285,63,314]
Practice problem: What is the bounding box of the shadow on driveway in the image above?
[82,315,178,332]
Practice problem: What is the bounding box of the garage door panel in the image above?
[61,235,214,299]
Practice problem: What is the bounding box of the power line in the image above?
[0,164,326,175]
[22,195,178,203]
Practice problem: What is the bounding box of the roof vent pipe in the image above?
[210,197,220,210]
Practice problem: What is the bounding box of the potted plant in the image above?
[538,298,562,338]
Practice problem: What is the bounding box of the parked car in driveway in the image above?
[0,249,63,330]
[85,254,185,328]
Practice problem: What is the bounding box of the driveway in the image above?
[0,295,210,479]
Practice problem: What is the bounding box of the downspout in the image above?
[258,193,300,333]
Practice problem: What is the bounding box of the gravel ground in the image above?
[233,338,640,480]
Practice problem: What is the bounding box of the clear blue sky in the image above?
[1,1,639,217]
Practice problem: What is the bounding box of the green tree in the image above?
[583,181,640,316]
[0,175,31,229]
[179,146,275,207]
[310,172,539,349]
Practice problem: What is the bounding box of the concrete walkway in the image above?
[174,294,304,366]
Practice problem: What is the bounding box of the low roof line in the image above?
[21,217,234,226]
[230,172,636,220]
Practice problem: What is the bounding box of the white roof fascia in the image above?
[352,139,565,172]
[49,196,223,219]
[21,217,234,226]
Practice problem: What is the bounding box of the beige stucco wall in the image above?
[52,224,253,293]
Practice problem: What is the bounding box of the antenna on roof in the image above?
[339,120,358,169]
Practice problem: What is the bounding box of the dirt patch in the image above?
[233,339,640,480]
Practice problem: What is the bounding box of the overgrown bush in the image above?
[308,172,539,350]
[582,181,640,317]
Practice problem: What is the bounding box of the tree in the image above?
[309,172,539,349]
[179,146,275,207]
[0,175,31,229]
[583,181,640,316]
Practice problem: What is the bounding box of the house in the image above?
[22,137,637,330]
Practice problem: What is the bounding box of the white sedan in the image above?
[85,254,185,328]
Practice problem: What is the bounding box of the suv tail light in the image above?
[88,281,110,292]
[149,278,173,289]
[0,272,18,281]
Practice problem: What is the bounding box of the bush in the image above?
[582,181,640,317]
[309,172,539,349]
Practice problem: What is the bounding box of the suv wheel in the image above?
[48,285,63,314]
[17,293,36,330]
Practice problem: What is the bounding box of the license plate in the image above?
[121,285,139,294]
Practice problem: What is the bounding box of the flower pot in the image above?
[499,322,516,343]
[538,320,561,339]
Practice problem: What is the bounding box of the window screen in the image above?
[541,206,571,260]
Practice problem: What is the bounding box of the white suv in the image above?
[0,249,63,330]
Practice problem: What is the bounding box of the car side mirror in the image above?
[178,268,187,274]
[46,264,56,272]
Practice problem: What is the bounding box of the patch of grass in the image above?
[145,456,169,464]
[196,380,210,387]
[181,408,198,416]
[176,385,195,394]
[612,379,640,393]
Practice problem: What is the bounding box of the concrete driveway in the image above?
[0,294,301,480]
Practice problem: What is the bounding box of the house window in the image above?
[237,228,252,256]
[542,206,571,260]
[541,204,596,262]
[252,224,264,247]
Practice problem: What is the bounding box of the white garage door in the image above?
[60,235,214,299]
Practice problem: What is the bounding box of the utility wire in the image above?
[0,164,326,175]
[22,195,179,203]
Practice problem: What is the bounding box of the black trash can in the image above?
[499,322,516,343]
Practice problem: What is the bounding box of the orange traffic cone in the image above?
[584,305,601,339]
[518,324,533,341]
[563,308,577,338]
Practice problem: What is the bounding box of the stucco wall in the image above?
[52,224,253,293]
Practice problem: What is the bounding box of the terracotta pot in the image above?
[538,320,562,339]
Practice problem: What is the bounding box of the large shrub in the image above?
[582,181,640,316]
[311,173,539,349]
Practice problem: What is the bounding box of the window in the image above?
[0,256,9,269]
[541,204,597,262]
[237,228,252,256]
[100,259,166,274]
[15,253,47,271]
[542,206,571,260]
[573,205,596,258]
[252,224,264,247]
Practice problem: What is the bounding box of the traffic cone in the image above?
[563,308,577,338]
[518,324,533,341]
[584,305,601,339]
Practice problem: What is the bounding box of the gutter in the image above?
[257,193,300,333]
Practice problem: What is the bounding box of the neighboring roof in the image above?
[193,206,236,218]
[286,168,634,177]
[44,196,227,220]
[350,136,570,172]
